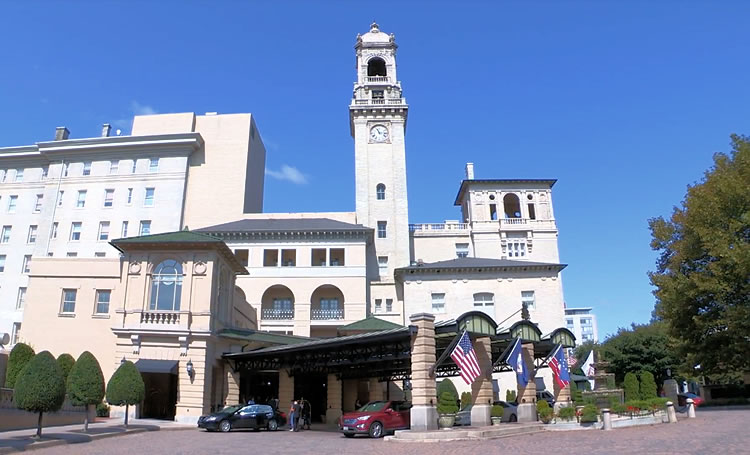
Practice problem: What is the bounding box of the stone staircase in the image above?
[386,423,546,443]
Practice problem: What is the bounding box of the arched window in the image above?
[149,260,183,311]
[503,193,522,218]
[376,183,386,200]
[367,58,387,77]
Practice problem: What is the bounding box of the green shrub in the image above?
[67,351,105,431]
[611,403,628,415]
[106,361,145,427]
[557,406,576,421]
[437,379,458,402]
[14,351,66,437]
[571,385,583,404]
[56,354,76,383]
[96,402,110,417]
[639,371,658,399]
[491,404,503,417]
[646,397,669,411]
[460,391,472,410]
[580,404,599,423]
[536,399,553,423]
[437,391,459,415]
[506,389,517,402]
[5,343,35,389]
[623,372,640,401]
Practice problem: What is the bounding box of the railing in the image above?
[409,223,469,232]
[140,311,180,325]
[366,76,390,83]
[311,308,344,320]
[261,308,294,320]
[501,218,528,225]
[353,98,404,106]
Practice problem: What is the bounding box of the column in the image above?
[517,342,537,422]
[224,366,240,405]
[470,336,493,427]
[326,373,343,424]
[553,350,572,410]
[293,301,311,337]
[409,313,438,431]
[369,378,384,402]
[279,371,294,413]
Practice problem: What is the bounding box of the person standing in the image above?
[289,400,296,431]
[292,400,301,431]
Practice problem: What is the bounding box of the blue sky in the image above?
[2,1,748,339]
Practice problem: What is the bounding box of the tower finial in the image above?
[370,21,379,32]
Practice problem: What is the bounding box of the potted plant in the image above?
[580,404,599,426]
[537,400,553,424]
[437,391,459,428]
[557,406,576,422]
[491,404,503,425]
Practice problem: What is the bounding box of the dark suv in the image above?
[198,404,287,432]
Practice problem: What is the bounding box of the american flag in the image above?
[549,345,570,389]
[451,331,482,385]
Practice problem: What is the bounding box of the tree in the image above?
[649,134,750,377]
[5,343,35,389]
[67,352,105,431]
[623,372,640,402]
[436,378,458,402]
[599,322,679,386]
[56,354,75,384]
[572,341,597,375]
[640,371,658,399]
[14,351,66,438]
[106,361,144,427]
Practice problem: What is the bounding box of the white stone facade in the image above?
[565,307,599,343]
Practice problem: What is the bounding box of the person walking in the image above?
[288,400,296,431]
[301,398,311,430]
[292,400,301,431]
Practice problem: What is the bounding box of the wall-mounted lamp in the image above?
[186,359,194,377]
[120,356,126,365]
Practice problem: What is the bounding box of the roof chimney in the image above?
[54,127,70,141]
[101,123,112,137]
[465,162,475,180]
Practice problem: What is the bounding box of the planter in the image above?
[491,417,503,426]
[539,415,553,424]
[438,414,456,429]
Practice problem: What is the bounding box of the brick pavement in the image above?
[24,409,750,455]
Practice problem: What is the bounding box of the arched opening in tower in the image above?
[367,58,387,77]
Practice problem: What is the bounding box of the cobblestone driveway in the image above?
[32,409,749,455]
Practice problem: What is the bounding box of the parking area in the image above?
[27,409,750,455]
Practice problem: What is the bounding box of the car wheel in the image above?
[268,419,278,431]
[219,420,231,432]
[368,422,384,438]
[344,433,355,438]
[509,414,517,423]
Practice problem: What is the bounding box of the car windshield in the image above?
[220,405,242,414]
[358,401,388,412]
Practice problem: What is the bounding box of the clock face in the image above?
[370,125,389,143]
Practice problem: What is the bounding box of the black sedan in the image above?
[198,404,287,432]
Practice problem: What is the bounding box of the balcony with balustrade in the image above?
[351,97,407,108]
[310,284,345,325]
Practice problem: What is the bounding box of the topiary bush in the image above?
[106,361,145,427]
[580,404,599,423]
[437,379,458,403]
[571,385,583,404]
[557,406,576,421]
[460,391,472,410]
[14,351,66,438]
[639,371,658,399]
[536,399,553,423]
[623,372,640,402]
[5,343,35,389]
[437,391,459,415]
[56,354,76,384]
[506,389,517,403]
[67,351,105,431]
[491,404,503,418]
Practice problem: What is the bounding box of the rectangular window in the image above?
[57,190,64,207]
[104,189,114,207]
[521,290,536,310]
[11,322,21,345]
[144,187,155,206]
[566,318,574,327]
[374,299,382,314]
[329,248,345,266]
[139,220,151,236]
[528,203,536,220]
[17,287,27,309]
[580,318,591,325]
[22,255,31,274]
[8,195,17,213]
[66,252,78,257]
[95,290,111,314]
[234,249,249,267]
[455,243,469,258]
[109,160,119,175]
[311,248,327,266]
[377,221,387,238]
[509,240,526,258]
[51,222,58,239]
[41,166,48,180]
[386,298,393,313]
[82,161,91,176]
[431,293,446,313]
[33,194,43,212]
[95,252,106,258]
[473,292,494,307]
[76,190,87,208]
[14,169,23,182]
[98,221,110,241]
[126,188,133,204]
[149,158,159,173]
[0,255,5,272]
[121,221,128,238]
[281,249,296,266]
[28,225,38,244]
[70,222,82,241]
[61,289,77,313]
[263,249,279,267]
[378,256,388,274]
[131,160,137,173]
[1,226,11,243]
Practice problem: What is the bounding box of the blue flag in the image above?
[509,338,529,388]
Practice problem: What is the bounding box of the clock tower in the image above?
[350,22,410,311]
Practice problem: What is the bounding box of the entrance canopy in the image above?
[223,312,576,382]
[135,359,179,375]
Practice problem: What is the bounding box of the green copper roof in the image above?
[219,328,313,345]
[338,316,403,332]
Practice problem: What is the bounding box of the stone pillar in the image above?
[663,379,679,403]
[409,313,438,431]
[470,336,493,427]
[293,302,311,337]
[666,401,677,423]
[369,378,384,402]
[279,371,294,413]
[326,373,343,424]
[517,342,537,422]
[601,408,612,430]
[224,367,240,405]
[686,398,696,418]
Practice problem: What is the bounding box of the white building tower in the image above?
[350,23,410,315]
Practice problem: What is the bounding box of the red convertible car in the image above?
[338,400,411,438]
